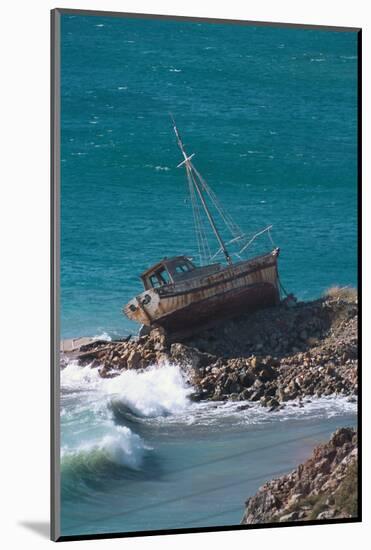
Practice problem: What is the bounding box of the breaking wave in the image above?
[62,425,146,471]
[61,426,150,500]
[61,360,357,427]
[60,362,193,491]
[61,361,193,417]
[60,360,357,496]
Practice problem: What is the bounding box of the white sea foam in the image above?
[61,360,357,431]
[62,425,146,470]
[61,362,193,475]
[61,360,102,392]
[93,331,112,341]
[61,361,192,418]
[153,395,358,428]
[106,364,192,417]
[61,357,357,487]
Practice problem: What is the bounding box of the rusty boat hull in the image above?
[124,249,280,335]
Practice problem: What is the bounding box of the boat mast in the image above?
[171,117,232,266]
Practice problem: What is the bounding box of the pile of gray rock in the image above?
[67,291,357,409]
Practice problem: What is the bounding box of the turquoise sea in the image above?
[59,14,358,538]
[61,15,357,340]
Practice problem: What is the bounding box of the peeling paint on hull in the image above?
[124,249,280,335]
[155,281,279,334]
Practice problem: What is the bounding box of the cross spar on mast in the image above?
[171,116,233,266]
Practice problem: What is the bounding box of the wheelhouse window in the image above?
[172,260,195,280]
[175,263,190,274]
[142,258,195,290]
[149,268,171,288]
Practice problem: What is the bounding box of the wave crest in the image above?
[62,425,146,474]
[61,361,192,418]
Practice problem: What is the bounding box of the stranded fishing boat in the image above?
[124,120,281,336]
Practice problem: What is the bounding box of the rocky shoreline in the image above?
[241,427,358,523]
[63,288,358,411]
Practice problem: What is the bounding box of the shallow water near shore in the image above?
[60,362,356,536]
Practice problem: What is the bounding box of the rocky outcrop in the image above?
[241,427,358,523]
[73,329,169,377]
[185,291,357,359]
[64,291,358,406]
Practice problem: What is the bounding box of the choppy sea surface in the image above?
[60,15,358,537]
[61,15,357,340]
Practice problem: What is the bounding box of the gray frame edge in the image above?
[54,7,361,33]
[51,7,61,542]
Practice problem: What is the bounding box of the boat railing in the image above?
[155,249,278,296]
[210,225,274,262]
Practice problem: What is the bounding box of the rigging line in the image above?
[187,170,203,265]
[226,234,247,245]
[171,120,231,265]
[190,166,232,265]
[196,178,241,239]
[193,174,212,263]
[188,164,223,264]
[191,163,244,239]
[172,120,212,264]
[210,234,251,260]
[190,159,274,263]
[191,163,237,229]
[193,179,230,264]
[278,276,290,298]
[238,225,273,255]
[210,246,223,261]
[234,226,272,249]
[186,164,211,264]
[268,226,276,248]
[189,168,210,264]
[186,164,203,263]
[172,118,240,260]
[196,199,211,265]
